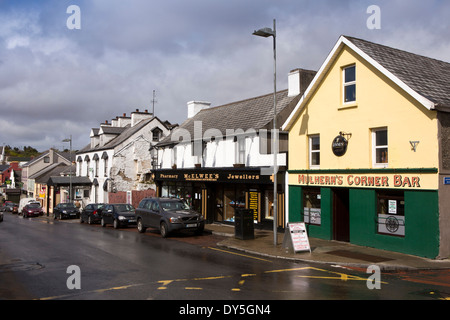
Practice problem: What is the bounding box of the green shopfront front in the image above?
[288,169,440,258]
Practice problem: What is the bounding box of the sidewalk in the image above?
[205,223,450,271]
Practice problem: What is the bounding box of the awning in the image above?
[47,176,92,187]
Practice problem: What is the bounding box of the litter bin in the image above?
[235,208,254,240]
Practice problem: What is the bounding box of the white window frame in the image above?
[343,65,356,104]
[235,137,246,165]
[372,128,388,168]
[309,135,320,169]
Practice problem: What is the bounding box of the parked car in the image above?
[2,202,18,214]
[54,203,80,219]
[100,203,136,229]
[135,197,205,238]
[19,198,38,213]
[80,203,106,224]
[10,203,19,214]
[0,202,12,212]
[22,202,44,218]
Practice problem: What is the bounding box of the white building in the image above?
[152,69,316,227]
[75,109,175,207]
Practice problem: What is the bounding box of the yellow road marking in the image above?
[208,247,273,262]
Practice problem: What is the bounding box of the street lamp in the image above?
[62,135,73,203]
[253,19,278,246]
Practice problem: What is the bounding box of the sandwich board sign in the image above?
[283,222,311,253]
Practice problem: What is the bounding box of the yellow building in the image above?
[283,36,450,259]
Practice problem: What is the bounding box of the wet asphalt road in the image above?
[1,212,450,303]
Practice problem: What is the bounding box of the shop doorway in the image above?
[333,189,350,242]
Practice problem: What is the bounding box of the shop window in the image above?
[377,190,405,237]
[372,128,388,167]
[343,65,356,103]
[223,186,246,222]
[303,188,321,225]
[309,135,320,168]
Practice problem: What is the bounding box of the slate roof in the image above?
[158,89,300,146]
[77,116,174,154]
[283,36,450,130]
[345,36,450,109]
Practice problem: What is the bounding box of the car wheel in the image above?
[101,218,106,227]
[113,219,120,229]
[160,221,169,238]
[80,215,84,223]
[137,219,146,233]
[88,216,93,225]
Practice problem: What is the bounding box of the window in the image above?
[309,135,320,168]
[303,188,321,225]
[236,138,245,165]
[343,65,356,103]
[95,160,99,177]
[152,128,162,142]
[377,190,405,237]
[104,159,108,177]
[373,128,388,167]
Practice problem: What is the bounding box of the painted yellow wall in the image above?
[288,46,439,171]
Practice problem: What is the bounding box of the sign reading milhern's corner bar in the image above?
[154,169,273,184]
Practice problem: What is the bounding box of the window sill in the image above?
[338,103,358,110]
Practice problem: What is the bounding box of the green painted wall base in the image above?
[288,185,440,258]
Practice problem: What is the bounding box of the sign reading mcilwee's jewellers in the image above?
[155,169,273,184]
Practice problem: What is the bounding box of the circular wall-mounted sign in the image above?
[332,135,348,157]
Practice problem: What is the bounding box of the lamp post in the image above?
[253,19,278,246]
[62,135,73,203]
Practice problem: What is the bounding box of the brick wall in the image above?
[108,189,156,208]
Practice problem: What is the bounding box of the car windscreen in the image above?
[28,203,41,208]
[60,203,76,208]
[114,204,134,212]
[160,200,190,211]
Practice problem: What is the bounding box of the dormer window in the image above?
[152,128,162,142]
[343,65,356,103]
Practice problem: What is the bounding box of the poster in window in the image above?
[378,214,405,236]
[304,207,321,225]
[388,200,397,214]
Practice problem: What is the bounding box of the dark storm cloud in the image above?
[0,0,449,151]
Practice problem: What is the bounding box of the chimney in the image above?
[131,108,153,127]
[288,68,316,97]
[187,101,211,119]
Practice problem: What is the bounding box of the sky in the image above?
[0,0,449,152]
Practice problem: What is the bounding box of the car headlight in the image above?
[169,217,181,223]
[118,216,126,221]
[62,210,67,213]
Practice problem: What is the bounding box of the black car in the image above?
[100,203,136,229]
[80,203,106,224]
[135,197,205,238]
[54,203,80,219]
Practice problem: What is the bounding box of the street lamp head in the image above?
[252,27,275,38]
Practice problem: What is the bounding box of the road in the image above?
[1,212,450,306]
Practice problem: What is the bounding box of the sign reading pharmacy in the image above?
[290,170,438,190]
